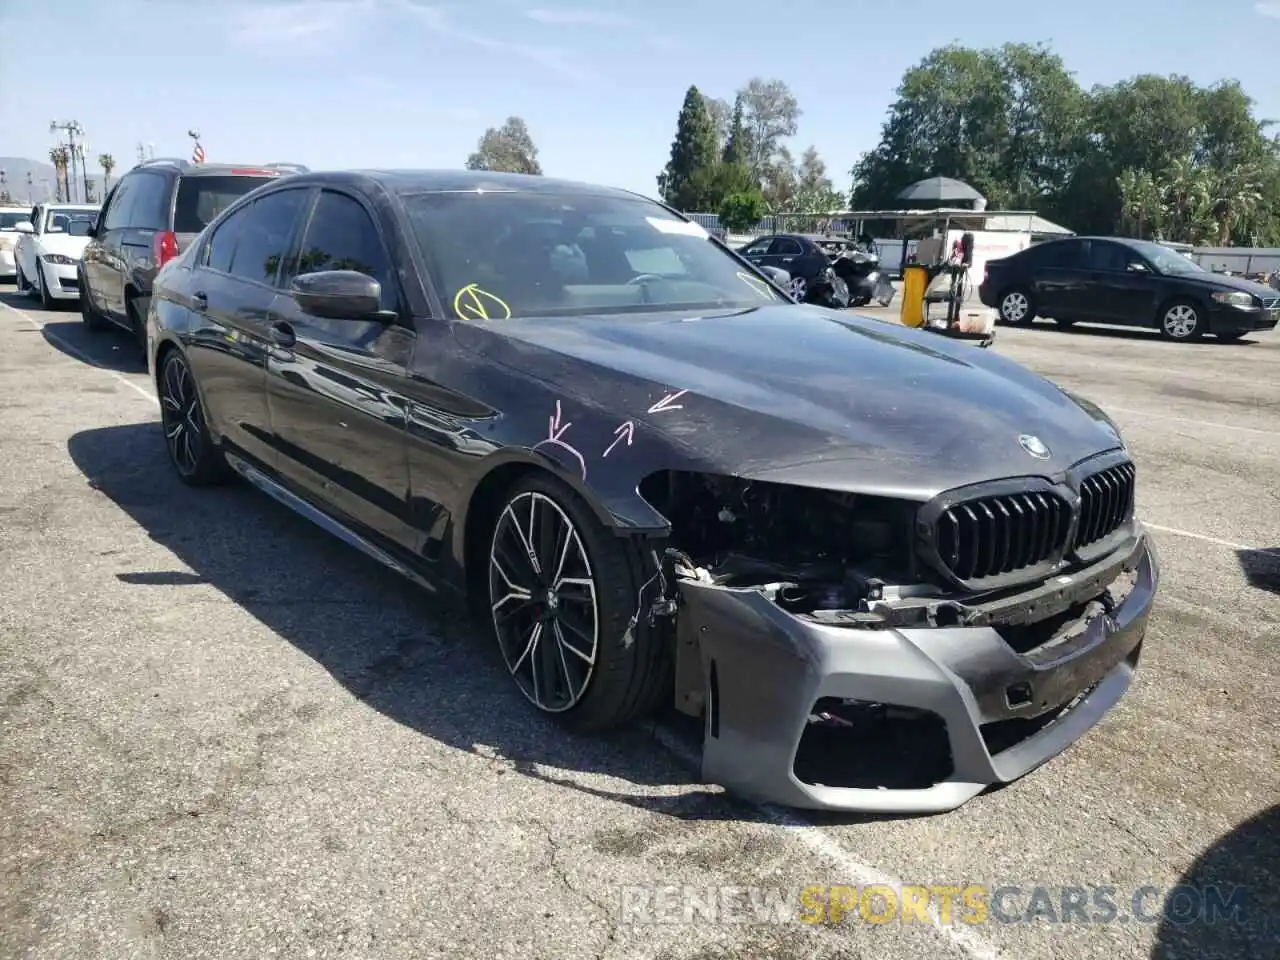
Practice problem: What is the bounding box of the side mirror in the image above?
[290,269,385,320]
[13,221,33,234]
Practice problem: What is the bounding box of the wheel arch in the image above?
[454,449,671,605]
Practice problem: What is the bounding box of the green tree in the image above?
[465,117,542,174]
[722,94,750,168]
[738,77,801,179]
[702,94,732,154]
[658,85,721,211]
[718,190,768,234]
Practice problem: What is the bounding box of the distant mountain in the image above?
[0,157,59,203]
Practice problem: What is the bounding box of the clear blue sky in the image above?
[2,0,1277,198]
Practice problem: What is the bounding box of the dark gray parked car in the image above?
[142,168,1159,814]
[79,158,307,353]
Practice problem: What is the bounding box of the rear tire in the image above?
[157,348,230,487]
[484,472,671,733]
[999,288,1035,325]
[126,296,147,357]
[79,270,108,331]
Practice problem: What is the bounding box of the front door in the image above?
[1080,240,1160,325]
[265,187,417,551]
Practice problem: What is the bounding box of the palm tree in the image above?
[1117,168,1166,240]
[1209,163,1264,246]
[98,153,115,193]
[48,146,71,202]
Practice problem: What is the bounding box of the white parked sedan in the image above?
[14,203,101,308]
[0,206,30,279]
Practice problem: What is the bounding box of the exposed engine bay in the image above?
[638,469,1137,633]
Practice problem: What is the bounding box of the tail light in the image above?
[153,231,180,269]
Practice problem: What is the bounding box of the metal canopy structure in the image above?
[896,176,985,204]
[834,208,1073,237]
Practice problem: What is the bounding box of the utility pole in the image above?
[77,139,91,204]
[26,171,34,203]
[50,119,85,203]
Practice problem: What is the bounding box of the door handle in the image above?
[192,291,208,309]
[269,321,296,348]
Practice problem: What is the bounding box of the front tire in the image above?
[999,288,1034,325]
[1159,299,1203,341]
[158,349,229,487]
[486,473,670,733]
[36,264,55,310]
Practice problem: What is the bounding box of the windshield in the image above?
[45,207,97,234]
[0,212,26,230]
[1130,240,1205,275]
[402,191,789,320]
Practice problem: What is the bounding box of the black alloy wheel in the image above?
[489,489,600,714]
[484,473,671,732]
[158,350,227,486]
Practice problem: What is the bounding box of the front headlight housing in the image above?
[42,253,76,266]
[1210,290,1255,308]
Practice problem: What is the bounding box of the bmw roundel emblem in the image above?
[1019,434,1051,459]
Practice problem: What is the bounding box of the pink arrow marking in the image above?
[647,389,687,414]
[548,399,571,441]
[602,421,635,458]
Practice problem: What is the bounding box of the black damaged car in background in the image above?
[141,170,1159,814]
[980,235,1280,341]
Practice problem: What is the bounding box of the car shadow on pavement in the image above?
[1150,804,1278,959]
[1026,322,1264,345]
[40,319,147,374]
[1236,547,1280,595]
[66,422,806,826]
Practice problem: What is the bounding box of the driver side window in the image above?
[743,238,772,256]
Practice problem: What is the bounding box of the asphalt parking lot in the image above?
[1,283,1277,960]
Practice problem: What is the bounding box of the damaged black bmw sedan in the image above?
[142,169,1159,814]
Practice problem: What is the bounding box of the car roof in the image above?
[283,168,653,203]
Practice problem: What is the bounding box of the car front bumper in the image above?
[680,527,1158,814]
[1209,302,1279,333]
[37,258,82,300]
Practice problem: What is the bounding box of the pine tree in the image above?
[722,94,749,167]
[658,86,720,211]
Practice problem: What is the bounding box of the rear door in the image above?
[1027,238,1088,318]
[184,186,313,471]
[265,187,418,550]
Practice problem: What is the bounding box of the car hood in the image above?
[37,232,91,259]
[457,304,1125,498]
[1174,270,1277,299]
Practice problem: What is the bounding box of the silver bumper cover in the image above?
[682,527,1159,814]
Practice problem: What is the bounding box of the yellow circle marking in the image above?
[453,283,512,320]
[737,271,774,299]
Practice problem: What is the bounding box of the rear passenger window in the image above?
[226,189,309,286]
[770,237,802,256]
[129,173,171,230]
[294,190,396,310]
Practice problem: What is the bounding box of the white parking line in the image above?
[1144,522,1280,555]
[0,298,158,406]
[652,727,1005,960]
